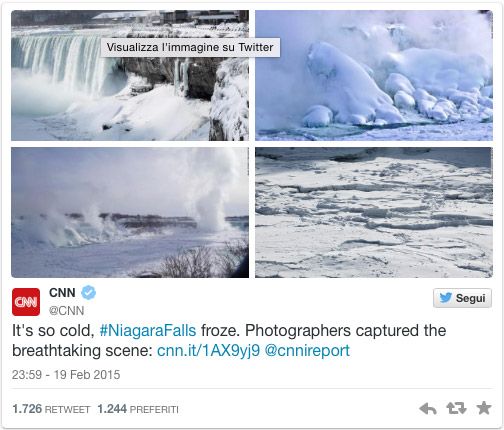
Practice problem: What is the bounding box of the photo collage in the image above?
[10,8,494,278]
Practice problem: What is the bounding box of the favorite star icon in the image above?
[476,401,492,415]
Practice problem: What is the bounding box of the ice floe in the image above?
[255,147,492,278]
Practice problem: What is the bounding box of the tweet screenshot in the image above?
[1,1,502,429]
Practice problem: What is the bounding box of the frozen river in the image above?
[255,148,492,278]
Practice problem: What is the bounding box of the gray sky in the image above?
[12,147,249,217]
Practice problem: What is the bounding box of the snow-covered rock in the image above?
[303,105,333,127]
[307,41,404,125]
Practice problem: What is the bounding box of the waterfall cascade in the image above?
[12,32,124,97]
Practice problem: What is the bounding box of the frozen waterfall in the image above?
[173,58,190,97]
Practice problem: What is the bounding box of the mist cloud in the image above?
[12,148,249,226]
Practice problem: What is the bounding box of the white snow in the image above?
[12,81,211,141]
[11,145,249,277]
[12,220,247,278]
[69,83,210,141]
[255,148,492,278]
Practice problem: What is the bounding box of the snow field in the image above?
[255,148,492,278]
[12,222,247,278]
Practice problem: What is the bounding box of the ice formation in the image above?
[303,105,333,127]
[303,40,492,127]
[209,58,249,140]
[306,41,404,125]
[255,147,492,278]
[182,58,190,97]
[256,11,493,135]
[173,58,180,95]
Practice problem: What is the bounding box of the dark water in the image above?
[256,121,440,141]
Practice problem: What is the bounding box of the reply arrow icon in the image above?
[420,403,437,415]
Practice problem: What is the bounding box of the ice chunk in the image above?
[429,99,458,122]
[348,114,368,125]
[307,41,404,125]
[385,73,415,96]
[458,100,480,120]
[303,105,333,127]
[414,88,437,103]
[362,208,389,218]
[375,104,404,124]
[414,89,437,115]
[394,90,416,110]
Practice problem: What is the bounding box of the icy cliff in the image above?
[302,40,492,127]
[209,58,249,141]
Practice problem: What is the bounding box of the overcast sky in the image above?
[12,147,249,217]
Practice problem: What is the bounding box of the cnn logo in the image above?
[12,288,40,316]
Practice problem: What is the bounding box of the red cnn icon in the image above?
[12,288,40,316]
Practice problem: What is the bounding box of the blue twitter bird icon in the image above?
[440,292,452,303]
